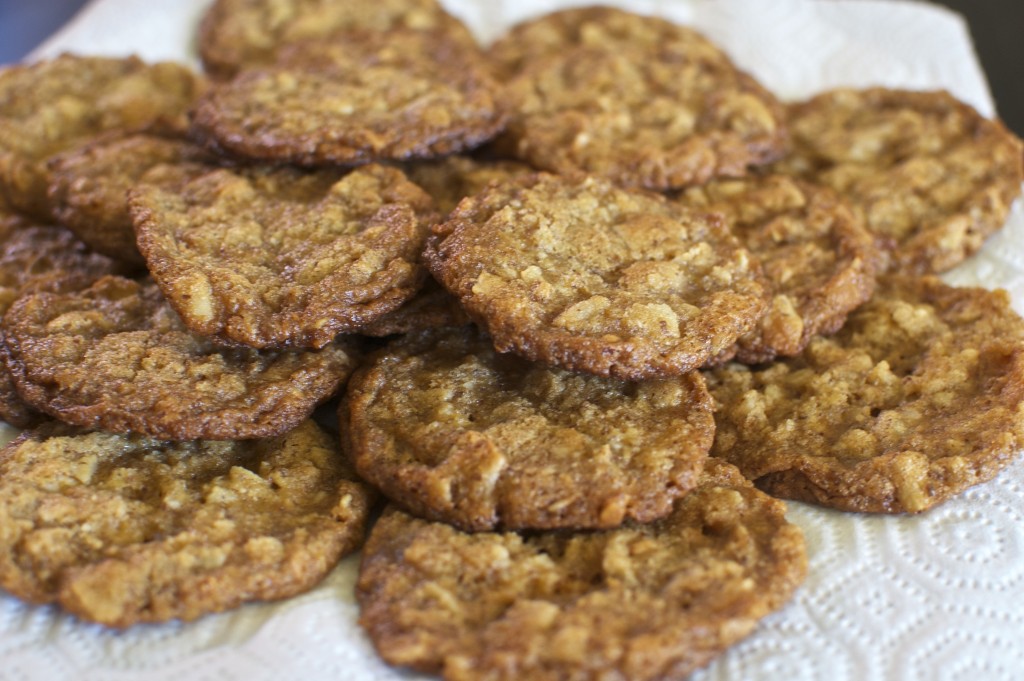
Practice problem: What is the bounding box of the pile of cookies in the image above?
[0,1,1023,679]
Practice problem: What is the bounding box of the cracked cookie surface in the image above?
[346,327,714,531]
[357,460,806,681]
[707,275,1024,513]
[426,174,769,379]
[0,420,373,626]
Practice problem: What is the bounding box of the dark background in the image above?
[0,0,1021,136]
[932,0,1024,136]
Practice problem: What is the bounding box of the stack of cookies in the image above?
[0,1,1022,679]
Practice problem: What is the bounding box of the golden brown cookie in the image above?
[355,279,469,338]
[680,175,880,363]
[781,88,1024,274]
[404,156,535,216]
[132,163,437,349]
[0,210,125,428]
[46,132,218,267]
[707,275,1024,513]
[503,45,786,189]
[189,31,505,166]
[357,460,806,681]
[0,420,374,627]
[197,0,475,80]
[488,6,734,79]
[425,173,769,379]
[345,327,714,531]
[0,55,205,221]
[3,276,360,440]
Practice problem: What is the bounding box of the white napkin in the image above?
[10,1,1024,680]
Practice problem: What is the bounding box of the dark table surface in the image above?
[0,0,1021,136]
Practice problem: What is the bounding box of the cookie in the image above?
[488,6,733,79]
[0,210,125,428]
[0,420,374,627]
[47,132,218,267]
[680,175,880,363]
[0,55,205,221]
[781,88,1024,274]
[3,276,360,440]
[425,173,769,379]
[189,31,506,166]
[503,45,786,189]
[355,279,469,338]
[0,335,44,429]
[132,163,437,349]
[345,326,714,531]
[198,0,475,80]
[707,275,1024,513]
[357,459,806,681]
[405,156,535,216]
[0,210,124,314]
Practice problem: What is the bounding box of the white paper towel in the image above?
[7,1,1023,680]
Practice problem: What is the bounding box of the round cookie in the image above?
[357,460,807,681]
[503,45,786,190]
[3,276,361,440]
[131,164,437,349]
[47,132,218,267]
[198,0,475,80]
[707,275,1024,513]
[488,6,734,79]
[0,420,374,627]
[0,55,205,221]
[189,31,506,166]
[782,88,1024,274]
[345,327,714,531]
[425,173,769,379]
[0,210,125,428]
[679,175,880,363]
[404,156,535,216]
